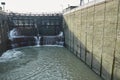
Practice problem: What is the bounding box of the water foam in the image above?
[34,36,41,47]
[9,28,19,40]
[0,49,24,62]
[58,31,63,36]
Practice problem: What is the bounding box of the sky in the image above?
[0,0,80,13]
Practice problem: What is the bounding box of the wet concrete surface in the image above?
[0,46,102,80]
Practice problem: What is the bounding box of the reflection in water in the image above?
[0,46,102,80]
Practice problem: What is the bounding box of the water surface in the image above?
[0,46,102,80]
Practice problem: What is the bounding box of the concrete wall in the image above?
[63,0,120,80]
[0,12,10,56]
[7,13,63,48]
[8,13,63,36]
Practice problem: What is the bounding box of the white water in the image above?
[9,28,19,40]
[43,33,64,46]
[34,36,41,47]
[43,45,63,47]
[57,31,64,46]
[9,28,26,40]
[9,28,64,47]
[56,41,64,46]
[58,31,63,37]
[0,49,24,62]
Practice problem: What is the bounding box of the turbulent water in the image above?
[0,46,102,80]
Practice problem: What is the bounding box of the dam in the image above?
[0,0,120,80]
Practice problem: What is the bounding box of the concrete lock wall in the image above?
[63,0,120,80]
[0,12,10,56]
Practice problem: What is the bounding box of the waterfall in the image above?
[8,28,25,48]
[34,36,41,47]
[34,23,41,47]
[58,31,63,37]
[9,28,19,40]
[56,31,64,46]
[8,27,64,48]
[9,28,26,40]
[8,28,19,48]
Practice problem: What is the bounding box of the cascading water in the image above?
[41,31,64,46]
[58,31,63,37]
[56,31,64,46]
[34,36,41,47]
[9,28,20,40]
[8,28,26,48]
[34,24,41,47]
[9,28,19,48]
[8,26,64,48]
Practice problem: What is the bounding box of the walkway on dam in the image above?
[0,46,102,80]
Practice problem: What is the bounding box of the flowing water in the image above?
[9,28,20,40]
[0,46,102,80]
[34,36,41,46]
